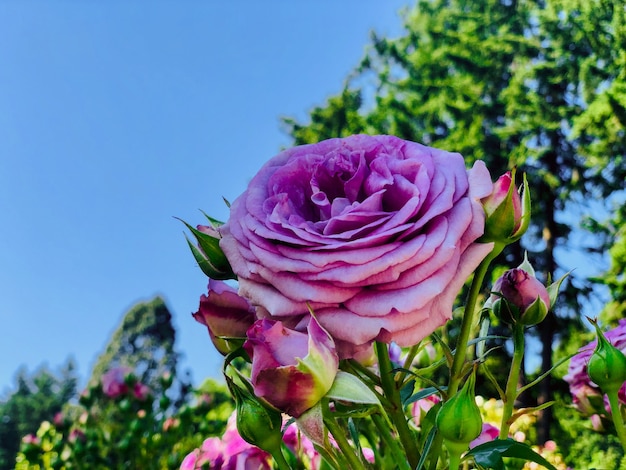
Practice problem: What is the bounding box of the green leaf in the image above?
[465,439,557,470]
[403,386,440,406]
[546,271,570,308]
[400,378,415,405]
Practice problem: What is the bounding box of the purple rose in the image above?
[219,135,493,356]
[193,279,257,355]
[244,317,339,418]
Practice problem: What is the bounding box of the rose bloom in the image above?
[219,135,493,356]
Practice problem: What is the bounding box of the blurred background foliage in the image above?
[2,0,626,468]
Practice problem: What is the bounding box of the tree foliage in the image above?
[89,296,190,408]
[282,0,626,443]
[0,361,77,470]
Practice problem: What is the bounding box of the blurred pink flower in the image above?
[101,367,132,398]
[410,393,440,427]
[21,434,40,446]
[180,413,271,470]
[133,383,151,401]
[470,423,499,449]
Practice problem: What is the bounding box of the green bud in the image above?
[436,371,482,447]
[235,387,284,453]
[587,319,626,394]
[227,375,284,453]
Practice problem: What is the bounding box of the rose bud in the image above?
[480,169,530,244]
[231,383,283,454]
[193,279,257,355]
[587,319,626,394]
[490,268,550,326]
[244,317,339,418]
[179,216,235,280]
[486,255,554,326]
[436,371,483,464]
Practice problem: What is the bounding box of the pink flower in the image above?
[21,434,40,446]
[244,317,338,417]
[68,428,86,444]
[470,423,500,448]
[101,367,132,398]
[193,279,257,355]
[220,414,271,470]
[219,135,493,356]
[410,393,440,427]
[133,383,151,401]
[283,422,322,469]
[180,414,272,470]
[180,437,224,470]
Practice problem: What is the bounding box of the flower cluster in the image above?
[185,135,566,470]
[181,414,325,470]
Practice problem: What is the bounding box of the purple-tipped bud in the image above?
[480,169,530,244]
[244,317,339,418]
[487,257,551,326]
[193,279,257,355]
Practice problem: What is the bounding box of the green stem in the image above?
[448,246,503,395]
[371,413,412,470]
[324,416,366,470]
[269,447,293,470]
[499,324,525,439]
[375,341,421,469]
[397,344,421,386]
[607,390,626,450]
[429,244,503,470]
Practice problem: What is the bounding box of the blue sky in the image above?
[0,2,412,392]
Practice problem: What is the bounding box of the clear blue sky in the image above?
[0,1,411,392]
